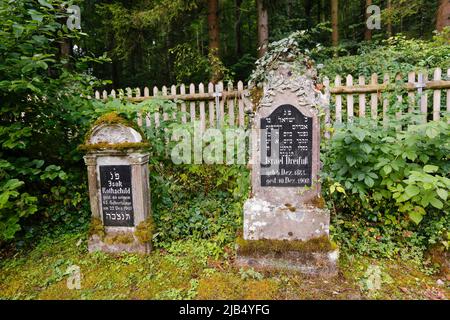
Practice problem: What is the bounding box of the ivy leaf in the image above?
[436,188,448,201]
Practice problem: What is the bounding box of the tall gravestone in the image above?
[237,53,338,276]
[82,113,153,254]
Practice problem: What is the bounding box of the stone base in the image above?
[88,233,151,254]
[236,249,339,277]
[243,198,330,241]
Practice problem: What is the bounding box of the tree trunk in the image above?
[207,0,220,55]
[331,0,339,46]
[256,0,269,58]
[235,0,243,57]
[436,0,450,32]
[304,0,313,28]
[364,0,372,41]
[319,0,325,23]
[387,0,393,37]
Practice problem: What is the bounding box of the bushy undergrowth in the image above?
[320,29,450,79]
[322,117,449,260]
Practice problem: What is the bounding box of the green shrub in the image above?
[320,29,450,79]
[0,0,111,242]
[323,117,449,256]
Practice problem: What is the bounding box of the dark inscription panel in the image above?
[99,165,134,227]
[260,104,313,187]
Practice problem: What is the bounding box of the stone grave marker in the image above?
[237,53,338,276]
[82,113,153,253]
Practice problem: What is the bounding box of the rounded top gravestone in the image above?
[89,124,143,145]
[82,112,152,254]
[81,112,149,152]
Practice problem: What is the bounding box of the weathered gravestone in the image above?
[82,113,153,254]
[236,52,338,276]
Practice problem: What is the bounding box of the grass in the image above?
[0,232,448,300]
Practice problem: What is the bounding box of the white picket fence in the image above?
[94,68,450,130]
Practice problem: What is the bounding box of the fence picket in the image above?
[335,75,342,123]
[218,81,225,127]
[383,74,390,126]
[135,88,142,126]
[433,68,441,121]
[189,83,196,123]
[199,83,206,132]
[419,72,428,123]
[153,86,160,127]
[180,84,187,124]
[144,87,151,128]
[208,82,215,127]
[395,74,403,121]
[237,81,245,127]
[370,74,378,120]
[227,82,235,126]
[346,75,354,122]
[358,76,366,118]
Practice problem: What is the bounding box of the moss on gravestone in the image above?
[89,217,105,239]
[78,111,150,151]
[134,218,155,244]
[236,236,337,257]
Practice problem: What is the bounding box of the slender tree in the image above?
[331,0,339,46]
[387,0,393,37]
[364,0,372,40]
[256,0,269,57]
[235,0,243,56]
[208,0,220,55]
[436,0,450,32]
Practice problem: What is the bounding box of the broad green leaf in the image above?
[423,165,438,173]
[430,197,443,209]
[38,0,53,9]
[436,188,448,201]
[382,165,392,176]
[364,176,374,188]
[404,185,420,198]
[409,210,423,225]
[346,155,356,166]
[425,127,438,139]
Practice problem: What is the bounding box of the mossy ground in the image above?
[0,233,448,300]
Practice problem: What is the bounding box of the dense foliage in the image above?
[0,0,108,242]
[322,117,449,259]
[0,0,448,269]
[320,30,450,79]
